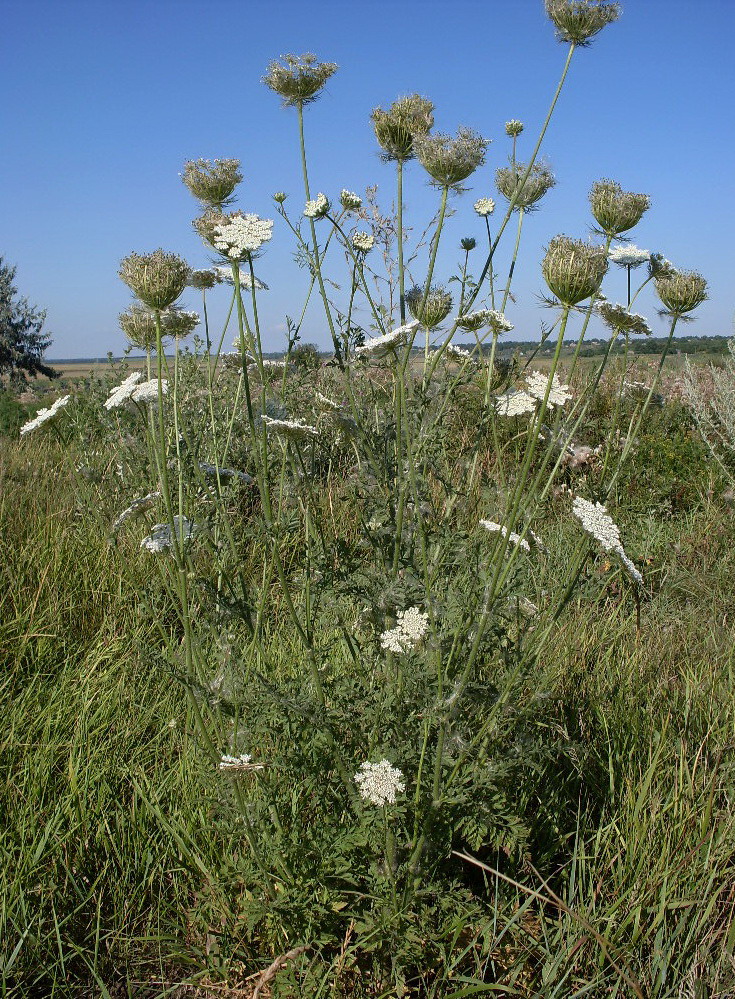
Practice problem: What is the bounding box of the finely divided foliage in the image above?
[14,7,725,994]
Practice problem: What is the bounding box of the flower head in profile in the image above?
[495,390,537,418]
[181,158,242,208]
[461,237,476,251]
[354,759,405,806]
[406,284,453,329]
[355,321,419,359]
[214,266,269,290]
[542,236,608,306]
[505,119,524,137]
[474,197,495,217]
[112,491,161,532]
[414,127,488,188]
[371,94,435,162]
[525,370,573,408]
[218,753,263,773]
[545,0,621,45]
[598,302,652,336]
[457,309,513,334]
[119,306,199,350]
[352,232,375,253]
[119,250,189,310]
[303,193,330,219]
[261,416,318,441]
[590,180,650,236]
[141,516,198,553]
[655,269,708,318]
[131,378,168,405]
[608,245,650,269]
[212,213,274,260]
[104,372,142,410]
[263,53,338,107]
[20,395,70,436]
[572,495,642,585]
[187,268,221,290]
[496,161,556,211]
[340,189,362,210]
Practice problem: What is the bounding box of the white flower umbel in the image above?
[218,753,264,773]
[355,321,419,358]
[445,342,472,360]
[474,197,496,216]
[303,193,329,219]
[479,519,537,553]
[104,373,143,410]
[354,759,405,806]
[141,516,198,553]
[340,189,362,210]
[215,266,269,290]
[112,491,161,532]
[131,378,169,405]
[20,395,71,436]
[199,462,253,484]
[213,214,273,259]
[380,605,429,654]
[608,245,650,268]
[495,390,537,418]
[352,232,375,253]
[571,496,643,586]
[261,416,319,441]
[525,371,572,408]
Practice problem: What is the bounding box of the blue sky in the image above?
[2,0,734,358]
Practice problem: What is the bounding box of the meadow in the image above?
[3,5,735,996]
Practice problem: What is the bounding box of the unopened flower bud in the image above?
[590,179,650,236]
[496,161,555,211]
[371,94,434,162]
[414,127,488,188]
[262,53,337,107]
[461,237,476,251]
[545,0,621,45]
[542,236,608,307]
[181,159,242,208]
[655,269,707,317]
[505,119,524,137]
[272,191,288,203]
[406,284,453,329]
[119,250,189,311]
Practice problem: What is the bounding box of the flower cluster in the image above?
[214,266,269,290]
[505,119,524,137]
[496,161,555,211]
[406,285,453,329]
[181,158,242,207]
[457,309,513,334]
[141,516,198,553]
[20,395,70,436]
[525,371,573,408]
[104,373,142,410]
[479,519,542,553]
[542,235,608,306]
[263,53,338,107]
[355,321,419,358]
[352,232,375,253]
[414,127,488,188]
[199,462,253,484]
[261,416,319,441]
[545,0,621,45]
[598,302,652,336]
[590,180,650,236]
[608,245,650,268]
[304,193,329,219]
[655,269,708,317]
[112,491,161,532]
[380,606,429,654]
[218,753,263,772]
[213,213,274,259]
[131,378,169,406]
[571,496,642,585]
[119,250,189,311]
[340,189,362,210]
[354,760,406,806]
[474,197,495,217]
[187,268,221,290]
[371,94,434,162]
[495,390,537,418]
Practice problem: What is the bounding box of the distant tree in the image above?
[0,257,58,383]
[290,341,322,372]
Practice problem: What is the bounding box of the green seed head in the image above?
[545,0,621,45]
[371,94,435,162]
[413,127,488,188]
[119,305,199,350]
[119,250,189,311]
[187,268,220,290]
[496,161,556,211]
[406,284,453,329]
[262,53,338,107]
[181,159,242,208]
[590,179,650,236]
[597,302,652,336]
[655,269,708,317]
[542,236,608,307]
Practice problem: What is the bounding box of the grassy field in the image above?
[2,346,735,998]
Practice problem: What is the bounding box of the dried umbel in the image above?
[649,253,676,280]
[181,159,242,208]
[598,302,652,336]
[119,250,189,310]
[655,269,708,317]
[262,53,337,107]
[371,94,435,162]
[542,236,608,307]
[496,161,555,210]
[187,268,221,290]
[413,127,488,188]
[590,180,650,236]
[119,305,200,350]
[406,284,453,329]
[457,309,513,334]
[545,0,621,45]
